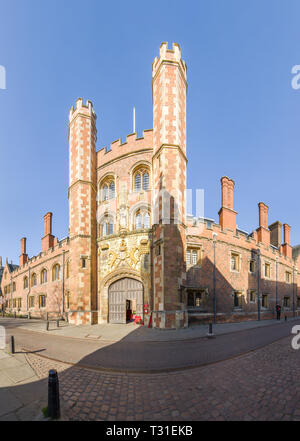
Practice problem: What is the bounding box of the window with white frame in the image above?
[231,252,240,272]
[187,248,200,266]
[135,210,151,230]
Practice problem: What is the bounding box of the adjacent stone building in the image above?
[1,42,300,327]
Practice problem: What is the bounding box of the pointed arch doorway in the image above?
[108,278,144,324]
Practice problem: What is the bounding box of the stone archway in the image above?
[108,278,144,324]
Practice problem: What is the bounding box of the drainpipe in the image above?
[213,233,218,324]
[293,264,295,317]
[10,275,13,312]
[62,251,65,316]
[257,249,261,321]
[27,267,31,312]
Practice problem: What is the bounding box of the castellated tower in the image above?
[152,42,188,328]
[68,98,98,325]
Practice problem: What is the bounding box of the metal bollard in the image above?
[46,321,49,331]
[48,370,60,419]
[56,320,59,328]
[209,323,213,334]
[285,315,287,322]
[10,336,15,354]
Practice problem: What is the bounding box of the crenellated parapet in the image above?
[97,129,153,169]
[152,42,187,83]
[69,98,97,124]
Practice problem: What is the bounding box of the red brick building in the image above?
[1,42,300,327]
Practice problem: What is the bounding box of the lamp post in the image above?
[213,233,218,324]
[292,264,295,318]
[257,249,261,321]
[275,256,279,307]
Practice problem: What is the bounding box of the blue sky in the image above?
[1,0,300,263]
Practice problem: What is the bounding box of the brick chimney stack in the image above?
[269,221,282,248]
[282,223,292,259]
[42,212,55,251]
[218,176,237,231]
[19,237,28,266]
[256,202,270,245]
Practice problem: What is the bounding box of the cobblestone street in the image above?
[25,335,300,421]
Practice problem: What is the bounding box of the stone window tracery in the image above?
[135,209,151,230]
[100,177,115,202]
[133,166,150,192]
[52,264,61,281]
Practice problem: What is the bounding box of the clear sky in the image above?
[1,0,300,263]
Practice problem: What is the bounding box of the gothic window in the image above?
[101,219,114,237]
[135,173,141,192]
[52,264,61,281]
[143,172,149,191]
[31,273,37,287]
[133,166,150,192]
[29,296,34,308]
[100,177,115,202]
[136,212,142,230]
[66,260,70,279]
[23,276,28,289]
[12,282,16,292]
[135,210,151,230]
[41,269,48,284]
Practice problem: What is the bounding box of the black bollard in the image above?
[46,321,49,331]
[209,323,213,334]
[285,315,287,322]
[10,336,15,354]
[48,370,60,419]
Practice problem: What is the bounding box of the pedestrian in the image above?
[276,304,281,320]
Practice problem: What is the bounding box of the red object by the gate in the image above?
[134,315,142,325]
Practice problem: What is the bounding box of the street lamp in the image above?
[276,256,279,307]
[257,248,261,321]
[213,233,218,324]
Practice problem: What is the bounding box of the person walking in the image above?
[276,303,281,320]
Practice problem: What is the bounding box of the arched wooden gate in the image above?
[108,278,144,324]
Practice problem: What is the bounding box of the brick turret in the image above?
[152,42,188,329]
[68,98,97,325]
